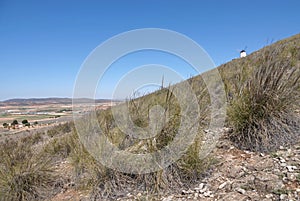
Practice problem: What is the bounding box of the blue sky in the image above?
[0,0,299,100]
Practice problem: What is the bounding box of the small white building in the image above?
[240,50,247,58]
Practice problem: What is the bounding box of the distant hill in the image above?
[0,98,118,106]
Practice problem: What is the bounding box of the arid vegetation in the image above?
[0,34,299,200]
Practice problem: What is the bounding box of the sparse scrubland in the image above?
[0,34,299,200]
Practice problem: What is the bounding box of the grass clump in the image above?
[69,85,212,199]
[177,136,215,181]
[20,132,43,145]
[43,135,72,159]
[46,122,74,138]
[0,139,57,201]
[228,46,300,152]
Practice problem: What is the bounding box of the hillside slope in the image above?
[0,33,299,201]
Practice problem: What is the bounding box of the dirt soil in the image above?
[51,133,300,201]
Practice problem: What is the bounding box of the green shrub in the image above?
[177,137,210,178]
[228,47,300,152]
[3,123,8,128]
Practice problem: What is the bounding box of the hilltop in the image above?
[0,33,299,201]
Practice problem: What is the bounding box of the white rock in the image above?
[218,181,227,189]
[200,186,208,193]
[286,165,297,172]
[280,163,287,167]
[203,191,211,197]
[182,190,188,194]
[282,177,288,182]
[279,157,286,163]
[194,192,199,198]
[265,194,273,198]
[162,195,173,201]
[188,189,194,194]
[199,183,205,190]
[287,173,296,181]
[280,194,287,200]
[182,189,194,194]
[236,188,246,194]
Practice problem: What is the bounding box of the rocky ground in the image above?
[51,135,300,201]
[159,138,300,201]
[114,137,299,201]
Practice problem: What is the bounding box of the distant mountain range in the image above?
[0,98,120,106]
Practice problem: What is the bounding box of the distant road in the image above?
[36,115,74,125]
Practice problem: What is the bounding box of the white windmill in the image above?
[239,46,247,58]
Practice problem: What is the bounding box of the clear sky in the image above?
[0,0,299,101]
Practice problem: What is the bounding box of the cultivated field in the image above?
[0,99,119,138]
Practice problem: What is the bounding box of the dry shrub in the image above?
[228,47,300,152]
[69,86,211,199]
[20,132,43,145]
[42,135,72,159]
[47,122,74,138]
[0,139,57,201]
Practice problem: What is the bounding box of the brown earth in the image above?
[50,131,300,201]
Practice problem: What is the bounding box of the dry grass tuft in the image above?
[0,139,57,201]
[228,46,300,152]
